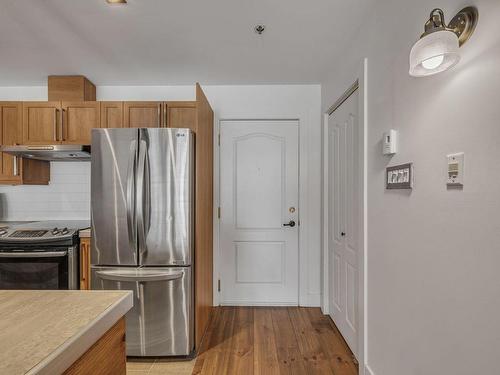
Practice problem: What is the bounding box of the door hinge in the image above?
[217,207,221,219]
[218,133,220,146]
[217,279,221,292]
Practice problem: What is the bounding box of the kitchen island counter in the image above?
[0,290,132,375]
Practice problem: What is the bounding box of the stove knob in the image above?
[61,228,69,235]
[0,230,7,236]
[51,228,60,235]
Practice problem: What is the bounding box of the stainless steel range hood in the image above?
[0,145,91,161]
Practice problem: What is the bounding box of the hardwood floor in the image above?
[127,307,357,375]
[193,307,358,375]
[127,358,195,375]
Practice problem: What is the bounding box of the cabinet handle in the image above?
[84,245,88,282]
[81,243,89,286]
[164,104,168,127]
[61,108,65,141]
[157,104,161,127]
[81,246,86,282]
[13,156,18,176]
[80,244,87,289]
[54,108,58,141]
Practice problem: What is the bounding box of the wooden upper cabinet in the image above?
[48,76,96,101]
[100,102,123,128]
[61,102,100,144]
[0,102,22,182]
[165,102,196,131]
[123,102,162,128]
[0,102,49,185]
[22,102,61,145]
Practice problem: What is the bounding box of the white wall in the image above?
[0,84,322,307]
[321,1,500,374]
[203,85,322,307]
[0,162,90,220]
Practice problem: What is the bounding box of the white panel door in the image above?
[328,90,359,355]
[220,120,299,305]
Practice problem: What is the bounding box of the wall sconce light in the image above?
[409,7,478,77]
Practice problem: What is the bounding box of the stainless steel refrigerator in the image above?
[90,128,194,357]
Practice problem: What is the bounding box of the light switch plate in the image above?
[447,152,464,187]
[386,163,413,189]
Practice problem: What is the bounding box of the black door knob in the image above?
[341,232,346,236]
[283,220,296,228]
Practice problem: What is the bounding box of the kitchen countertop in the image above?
[79,228,91,238]
[0,290,132,375]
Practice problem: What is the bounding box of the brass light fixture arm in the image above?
[428,8,447,29]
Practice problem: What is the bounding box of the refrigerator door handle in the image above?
[95,270,183,282]
[144,146,151,234]
[126,140,138,254]
[137,139,148,260]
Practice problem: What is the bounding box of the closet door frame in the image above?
[322,59,367,373]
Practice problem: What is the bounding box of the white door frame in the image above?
[322,58,368,372]
[214,117,311,307]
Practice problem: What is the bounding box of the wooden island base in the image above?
[64,317,126,375]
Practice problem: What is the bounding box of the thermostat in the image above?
[383,129,398,155]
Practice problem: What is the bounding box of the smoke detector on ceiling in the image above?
[254,25,266,35]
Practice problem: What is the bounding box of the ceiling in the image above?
[0,0,375,85]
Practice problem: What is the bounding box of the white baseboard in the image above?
[219,292,321,308]
[364,364,375,375]
[220,300,297,306]
[304,292,321,307]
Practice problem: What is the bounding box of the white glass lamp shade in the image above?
[409,30,460,77]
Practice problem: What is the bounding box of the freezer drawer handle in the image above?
[95,270,183,282]
[0,251,67,258]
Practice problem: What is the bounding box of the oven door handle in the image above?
[0,251,67,258]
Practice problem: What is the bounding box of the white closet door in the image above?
[328,90,359,355]
[219,120,299,305]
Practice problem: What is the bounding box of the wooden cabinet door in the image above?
[123,102,162,128]
[80,238,91,290]
[0,102,49,185]
[165,101,196,131]
[23,102,61,144]
[100,102,123,128]
[62,102,100,144]
[0,102,22,184]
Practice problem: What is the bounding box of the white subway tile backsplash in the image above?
[0,162,90,221]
